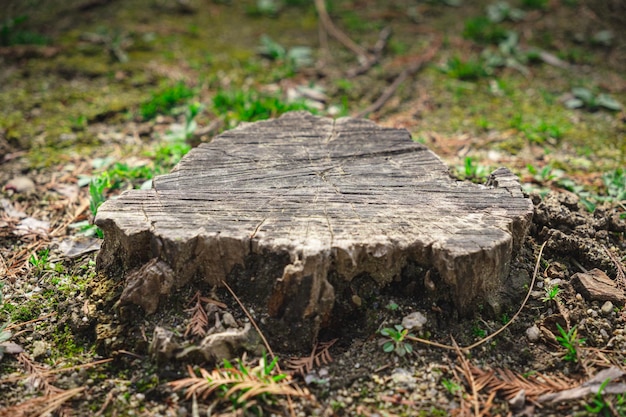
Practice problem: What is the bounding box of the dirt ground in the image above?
[1,0,625,416]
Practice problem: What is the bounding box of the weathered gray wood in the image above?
[95,111,533,350]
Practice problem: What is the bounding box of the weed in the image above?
[541,284,560,302]
[463,16,508,44]
[29,249,50,275]
[486,2,526,23]
[140,82,195,120]
[455,157,490,183]
[602,168,626,202]
[558,168,626,213]
[442,56,488,80]
[258,35,313,70]
[555,323,585,363]
[585,377,626,416]
[527,164,562,183]
[441,378,463,395]
[509,114,566,144]
[481,31,531,75]
[380,324,415,357]
[163,102,204,143]
[472,325,487,338]
[1,15,50,46]
[385,301,399,311]
[500,313,510,324]
[565,87,622,112]
[212,88,316,127]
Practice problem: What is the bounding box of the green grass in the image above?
[140,82,196,120]
[212,88,318,127]
[463,16,508,44]
[555,323,585,363]
[442,56,489,80]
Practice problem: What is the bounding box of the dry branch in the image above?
[314,0,369,60]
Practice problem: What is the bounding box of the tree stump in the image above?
[95,111,533,351]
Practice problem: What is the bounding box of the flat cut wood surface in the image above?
[96,111,533,350]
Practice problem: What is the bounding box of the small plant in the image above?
[442,56,488,80]
[29,248,50,275]
[212,88,316,127]
[602,168,626,202]
[472,325,487,338]
[463,16,508,44]
[541,283,560,303]
[564,87,622,112]
[509,114,566,144]
[455,157,490,183]
[486,2,525,23]
[555,323,585,363]
[441,378,463,395]
[584,377,625,416]
[163,102,204,143]
[140,82,195,120]
[527,164,562,183]
[70,176,110,238]
[1,15,50,46]
[258,35,313,70]
[380,324,414,357]
[385,301,399,311]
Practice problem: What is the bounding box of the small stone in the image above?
[390,368,417,389]
[601,301,614,315]
[402,311,428,331]
[32,340,49,358]
[525,325,540,342]
[222,312,238,328]
[509,389,526,410]
[4,176,36,193]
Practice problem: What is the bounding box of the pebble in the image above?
[525,325,540,342]
[4,176,36,193]
[601,301,614,315]
[402,311,427,331]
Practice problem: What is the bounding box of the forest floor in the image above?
[1,0,625,416]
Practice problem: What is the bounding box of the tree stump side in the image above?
[95,111,533,350]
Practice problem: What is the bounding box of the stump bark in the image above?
[95,111,533,351]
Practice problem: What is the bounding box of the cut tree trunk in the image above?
[95,111,533,351]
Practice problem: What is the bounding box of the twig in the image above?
[452,337,480,417]
[346,27,392,78]
[221,280,275,361]
[314,0,369,60]
[0,358,113,384]
[5,312,57,332]
[353,35,442,118]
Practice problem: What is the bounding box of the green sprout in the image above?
[441,378,463,395]
[541,284,560,303]
[380,324,414,357]
[29,248,50,275]
[555,323,585,363]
